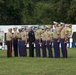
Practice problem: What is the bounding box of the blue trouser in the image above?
[42,41,46,58]
[46,41,53,58]
[35,39,40,57]
[21,41,27,57]
[72,42,75,48]
[19,41,27,57]
[53,39,60,58]
[72,42,76,48]
[19,41,22,56]
[61,39,67,58]
[13,39,18,57]
[67,42,70,48]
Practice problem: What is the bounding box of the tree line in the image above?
[0,0,76,25]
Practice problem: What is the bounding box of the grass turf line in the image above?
[0,48,76,75]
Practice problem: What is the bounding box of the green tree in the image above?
[0,0,76,25]
[67,0,76,23]
[33,2,55,24]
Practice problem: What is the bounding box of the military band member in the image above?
[6,28,12,57]
[60,23,68,58]
[13,27,18,57]
[28,26,35,57]
[45,26,53,58]
[20,27,28,57]
[35,26,41,57]
[41,28,46,58]
[53,22,60,58]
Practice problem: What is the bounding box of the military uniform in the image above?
[13,28,18,57]
[6,28,12,57]
[53,27,60,58]
[18,29,22,57]
[45,29,53,58]
[20,30,27,57]
[35,29,41,57]
[61,27,68,58]
[28,26,35,57]
[41,29,46,58]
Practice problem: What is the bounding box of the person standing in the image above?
[53,22,60,58]
[6,28,12,57]
[13,27,18,57]
[18,28,22,57]
[28,26,35,57]
[60,23,68,58]
[45,26,53,58]
[41,28,46,58]
[20,27,28,57]
[35,26,41,57]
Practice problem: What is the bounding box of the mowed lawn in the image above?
[0,48,76,75]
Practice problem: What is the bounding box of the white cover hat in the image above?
[60,22,65,25]
[21,27,25,29]
[28,25,32,28]
[53,21,58,25]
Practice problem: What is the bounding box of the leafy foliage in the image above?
[0,0,75,24]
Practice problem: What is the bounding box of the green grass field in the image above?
[0,48,76,75]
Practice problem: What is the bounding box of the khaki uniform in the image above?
[6,31,12,41]
[35,30,41,40]
[13,31,19,57]
[45,31,53,42]
[61,27,68,58]
[45,30,53,58]
[61,28,68,39]
[53,27,60,39]
[19,31,27,57]
[21,31,28,42]
[18,32,22,56]
[41,31,47,57]
[6,31,12,57]
[18,32,21,40]
[35,29,41,57]
[13,31,19,39]
[53,27,60,58]
[41,32,46,41]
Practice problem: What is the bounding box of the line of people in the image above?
[6,23,70,58]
